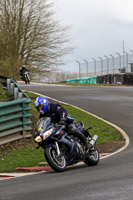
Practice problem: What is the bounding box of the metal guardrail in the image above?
[0,76,32,145]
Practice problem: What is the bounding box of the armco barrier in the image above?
[67,74,133,85]
[66,76,98,84]
[0,76,32,145]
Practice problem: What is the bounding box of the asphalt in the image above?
[0,82,132,200]
[0,153,110,180]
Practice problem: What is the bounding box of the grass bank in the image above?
[0,91,124,172]
[0,83,12,102]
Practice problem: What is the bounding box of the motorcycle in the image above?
[34,117,99,172]
[22,72,30,84]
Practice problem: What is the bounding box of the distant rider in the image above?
[19,65,30,80]
[34,96,90,149]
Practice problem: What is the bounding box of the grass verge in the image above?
[37,82,123,87]
[0,83,12,102]
[0,91,124,172]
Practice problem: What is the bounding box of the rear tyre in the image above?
[44,146,66,172]
[84,147,99,166]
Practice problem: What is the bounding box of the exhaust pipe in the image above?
[90,135,98,146]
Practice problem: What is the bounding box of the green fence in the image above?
[0,76,32,145]
[66,76,97,84]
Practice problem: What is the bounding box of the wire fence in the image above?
[77,53,133,77]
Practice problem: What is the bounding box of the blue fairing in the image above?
[36,117,81,165]
[58,134,77,164]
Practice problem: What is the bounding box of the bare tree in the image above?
[0,0,73,78]
[44,71,79,82]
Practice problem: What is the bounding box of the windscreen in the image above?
[36,117,51,132]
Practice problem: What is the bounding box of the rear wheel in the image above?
[84,147,99,166]
[44,146,66,172]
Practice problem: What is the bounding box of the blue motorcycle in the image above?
[34,117,99,172]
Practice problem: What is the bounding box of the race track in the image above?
[0,82,133,200]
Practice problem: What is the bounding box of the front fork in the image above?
[55,142,61,156]
[44,142,61,157]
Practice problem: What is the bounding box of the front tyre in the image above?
[24,75,27,84]
[27,74,30,84]
[84,147,99,166]
[44,146,66,172]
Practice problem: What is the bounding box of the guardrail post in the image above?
[7,79,11,91]
[10,83,15,95]
[18,92,23,99]
[22,98,31,135]
[14,87,19,100]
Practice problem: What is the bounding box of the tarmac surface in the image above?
[0,82,132,200]
[0,153,110,180]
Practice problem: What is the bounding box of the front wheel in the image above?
[84,147,99,166]
[44,146,66,172]
[24,76,28,84]
[27,74,30,84]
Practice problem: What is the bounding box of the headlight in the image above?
[43,128,53,140]
[34,136,42,143]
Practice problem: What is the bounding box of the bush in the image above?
[0,83,12,102]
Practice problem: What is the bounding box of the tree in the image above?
[0,0,73,78]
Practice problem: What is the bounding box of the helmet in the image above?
[20,65,26,70]
[34,96,49,114]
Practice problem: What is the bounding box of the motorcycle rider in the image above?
[19,65,30,80]
[34,96,90,149]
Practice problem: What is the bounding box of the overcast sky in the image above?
[54,0,133,73]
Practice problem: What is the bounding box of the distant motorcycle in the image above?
[22,72,30,84]
[34,117,99,172]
